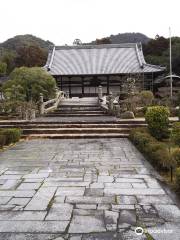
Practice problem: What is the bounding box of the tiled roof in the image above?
[45,43,165,75]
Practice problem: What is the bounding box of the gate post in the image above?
[98,85,103,99]
[39,93,44,115]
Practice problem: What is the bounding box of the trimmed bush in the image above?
[144,142,168,167]
[129,128,172,171]
[171,122,180,146]
[176,167,180,190]
[0,128,21,147]
[0,134,6,148]
[140,90,154,106]
[172,148,180,167]
[178,108,180,121]
[145,106,170,140]
[129,128,154,149]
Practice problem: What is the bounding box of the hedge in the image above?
[176,168,180,191]
[0,128,21,148]
[145,106,170,140]
[129,128,173,171]
[171,122,180,147]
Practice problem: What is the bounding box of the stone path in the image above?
[0,138,180,240]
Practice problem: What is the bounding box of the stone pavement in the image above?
[0,138,180,240]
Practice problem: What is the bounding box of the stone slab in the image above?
[46,203,73,220]
[8,198,31,206]
[0,233,64,240]
[117,195,137,204]
[76,204,97,210]
[0,175,22,180]
[0,197,11,205]
[23,173,49,179]
[0,211,46,220]
[66,196,115,204]
[68,215,106,233]
[137,195,174,205]
[97,176,114,183]
[105,210,119,231]
[23,178,44,183]
[132,183,147,189]
[104,188,165,195]
[17,182,41,190]
[155,204,180,222]
[25,187,57,210]
[118,210,136,225]
[44,181,90,187]
[0,190,35,198]
[56,187,85,196]
[0,180,21,190]
[105,183,132,189]
[0,221,69,233]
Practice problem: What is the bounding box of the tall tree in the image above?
[15,45,47,67]
[3,67,56,102]
[95,37,111,44]
[0,62,7,76]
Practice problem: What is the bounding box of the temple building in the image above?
[45,43,165,97]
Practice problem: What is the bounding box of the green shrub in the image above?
[172,148,180,167]
[171,122,180,146]
[176,167,180,190]
[140,90,154,106]
[3,67,56,102]
[144,142,167,166]
[0,134,6,147]
[129,128,151,148]
[145,106,170,140]
[178,108,180,121]
[129,128,172,171]
[0,62,7,77]
[0,128,21,146]
[154,148,171,170]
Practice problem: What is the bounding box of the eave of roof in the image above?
[45,43,165,75]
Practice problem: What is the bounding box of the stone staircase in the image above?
[0,98,148,139]
[45,98,106,117]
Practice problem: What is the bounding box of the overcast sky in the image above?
[0,0,179,45]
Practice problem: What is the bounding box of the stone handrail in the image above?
[39,90,64,115]
[98,85,116,114]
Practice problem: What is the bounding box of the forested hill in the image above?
[0,34,53,51]
[90,32,150,45]
[0,35,53,74]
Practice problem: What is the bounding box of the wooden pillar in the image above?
[143,72,145,90]
[60,76,63,91]
[82,77,84,97]
[107,76,110,95]
[152,72,154,92]
[68,77,71,98]
[120,75,122,92]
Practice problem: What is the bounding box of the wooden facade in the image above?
[54,73,159,97]
[45,44,165,97]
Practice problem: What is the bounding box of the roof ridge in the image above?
[55,43,138,50]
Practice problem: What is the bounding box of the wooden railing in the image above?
[39,90,64,115]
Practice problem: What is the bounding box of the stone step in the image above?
[22,128,130,134]
[22,133,129,139]
[60,104,99,108]
[0,118,176,126]
[0,123,147,129]
[44,113,107,117]
[54,110,103,114]
[0,119,146,125]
